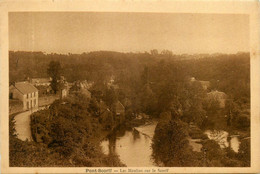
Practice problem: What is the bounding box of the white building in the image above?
[30,77,51,86]
[9,82,39,111]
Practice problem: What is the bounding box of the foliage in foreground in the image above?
[152,113,250,167]
[10,95,125,167]
[152,115,203,167]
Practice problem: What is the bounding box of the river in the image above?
[204,130,241,152]
[101,121,158,167]
[100,121,241,167]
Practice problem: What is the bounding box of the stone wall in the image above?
[9,99,23,115]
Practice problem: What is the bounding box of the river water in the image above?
[100,122,241,167]
[101,121,158,167]
[204,130,241,152]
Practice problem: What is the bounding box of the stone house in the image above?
[70,80,91,98]
[9,82,39,111]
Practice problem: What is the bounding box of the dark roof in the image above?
[14,82,38,94]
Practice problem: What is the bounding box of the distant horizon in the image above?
[9,12,249,55]
[9,49,249,56]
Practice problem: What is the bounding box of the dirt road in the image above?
[13,110,34,141]
[13,107,46,141]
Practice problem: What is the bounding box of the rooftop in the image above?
[31,78,51,83]
[13,82,38,94]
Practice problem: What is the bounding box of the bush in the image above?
[237,139,250,166]
[152,118,199,166]
[27,94,125,166]
[234,115,250,130]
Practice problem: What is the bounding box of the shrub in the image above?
[234,115,250,130]
[152,118,197,166]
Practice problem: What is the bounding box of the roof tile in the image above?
[14,82,38,94]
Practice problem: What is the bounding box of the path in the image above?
[14,110,34,141]
[14,106,46,141]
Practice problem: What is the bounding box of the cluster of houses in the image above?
[190,77,227,108]
[9,76,70,112]
[9,76,126,126]
[10,74,227,129]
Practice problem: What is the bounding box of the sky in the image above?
[9,12,249,54]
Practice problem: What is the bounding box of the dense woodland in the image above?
[9,50,250,114]
[9,51,250,167]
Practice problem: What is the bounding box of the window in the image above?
[34,99,36,106]
[27,94,29,99]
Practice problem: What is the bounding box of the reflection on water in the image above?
[204,130,241,152]
[101,122,157,167]
[101,123,242,167]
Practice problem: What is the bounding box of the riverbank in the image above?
[101,120,158,167]
[201,114,250,138]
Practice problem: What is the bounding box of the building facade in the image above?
[9,82,39,111]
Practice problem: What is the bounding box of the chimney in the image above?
[27,76,31,83]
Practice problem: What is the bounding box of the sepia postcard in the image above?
[0,0,260,173]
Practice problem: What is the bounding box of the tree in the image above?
[88,98,99,116]
[150,49,159,56]
[24,67,33,79]
[152,118,195,166]
[161,49,173,56]
[141,66,149,85]
[47,61,61,94]
[103,87,118,109]
[159,111,172,121]
[199,139,227,167]
[237,139,250,166]
[139,84,157,115]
